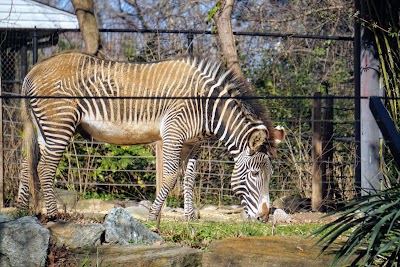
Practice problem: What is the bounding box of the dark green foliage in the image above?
[313,182,400,266]
[56,135,156,201]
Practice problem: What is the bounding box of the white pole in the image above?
[360,27,383,194]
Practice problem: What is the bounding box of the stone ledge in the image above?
[203,236,335,267]
[72,244,203,267]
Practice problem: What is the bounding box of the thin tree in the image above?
[70,0,102,56]
[213,0,244,79]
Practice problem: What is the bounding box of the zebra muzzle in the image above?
[256,202,270,222]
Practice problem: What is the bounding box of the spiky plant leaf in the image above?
[313,184,400,267]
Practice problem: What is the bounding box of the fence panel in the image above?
[0,29,356,209]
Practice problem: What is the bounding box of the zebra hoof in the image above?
[185,209,200,221]
[148,214,158,221]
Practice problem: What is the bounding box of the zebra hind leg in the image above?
[183,159,200,220]
[37,150,66,217]
[17,157,30,211]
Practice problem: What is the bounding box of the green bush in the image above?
[56,135,156,201]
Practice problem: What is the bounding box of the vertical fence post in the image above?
[354,0,362,196]
[0,77,3,208]
[33,28,38,64]
[322,95,334,207]
[360,14,383,194]
[187,30,194,55]
[312,92,323,211]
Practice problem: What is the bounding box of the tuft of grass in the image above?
[145,220,324,249]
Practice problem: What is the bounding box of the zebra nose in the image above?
[256,213,269,222]
[256,203,270,222]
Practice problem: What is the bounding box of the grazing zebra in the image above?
[17,51,285,222]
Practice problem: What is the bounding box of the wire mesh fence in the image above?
[0,28,356,208]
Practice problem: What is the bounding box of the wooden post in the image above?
[0,77,3,208]
[322,96,334,207]
[312,92,323,211]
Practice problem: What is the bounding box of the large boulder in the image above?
[47,221,105,249]
[0,212,17,223]
[104,207,163,245]
[0,216,50,267]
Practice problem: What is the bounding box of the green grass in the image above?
[145,220,325,249]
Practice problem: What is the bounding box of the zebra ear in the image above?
[267,126,286,158]
[248,129,268,153]
[272,125,286,145]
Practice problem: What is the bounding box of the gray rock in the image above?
[0,216,50,267]
[47,221,105,249]
[174,207,184,213]
[273,208,291,224]
[201,204,218,211]
[104,207,163,245]
[55,188,78,211]
[0,212,17,223]
[138,200,153,209]
[75,198,116,213]
[125,205,149,221]
[162,206,173,213]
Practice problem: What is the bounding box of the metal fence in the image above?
[0,28,356,208]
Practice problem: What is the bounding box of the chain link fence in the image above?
[0,29,356,208]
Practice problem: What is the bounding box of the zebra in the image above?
[17,51,285,222]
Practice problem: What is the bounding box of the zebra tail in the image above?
[21,98,41,212]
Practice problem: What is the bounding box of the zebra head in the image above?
[231,126,285,223]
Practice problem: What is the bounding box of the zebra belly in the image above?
[79,117,161,145]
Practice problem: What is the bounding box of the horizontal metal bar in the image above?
[44,27,356,41]
[0,95,378,100]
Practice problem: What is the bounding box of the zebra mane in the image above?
[187,56,277,154]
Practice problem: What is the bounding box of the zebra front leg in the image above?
[183,158,199,220]
[148,173,178,221]
[149,140,182,222]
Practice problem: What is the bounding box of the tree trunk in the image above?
[213,0,244,79]
[71,0,102,56]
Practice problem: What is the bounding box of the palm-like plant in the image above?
[313,181,400,267]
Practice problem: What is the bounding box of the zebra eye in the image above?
[251,170,259,176]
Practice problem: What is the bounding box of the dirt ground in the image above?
[1,199,337,225]
[160,205,337,225]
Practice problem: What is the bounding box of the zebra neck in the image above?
[211,116,266,155]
